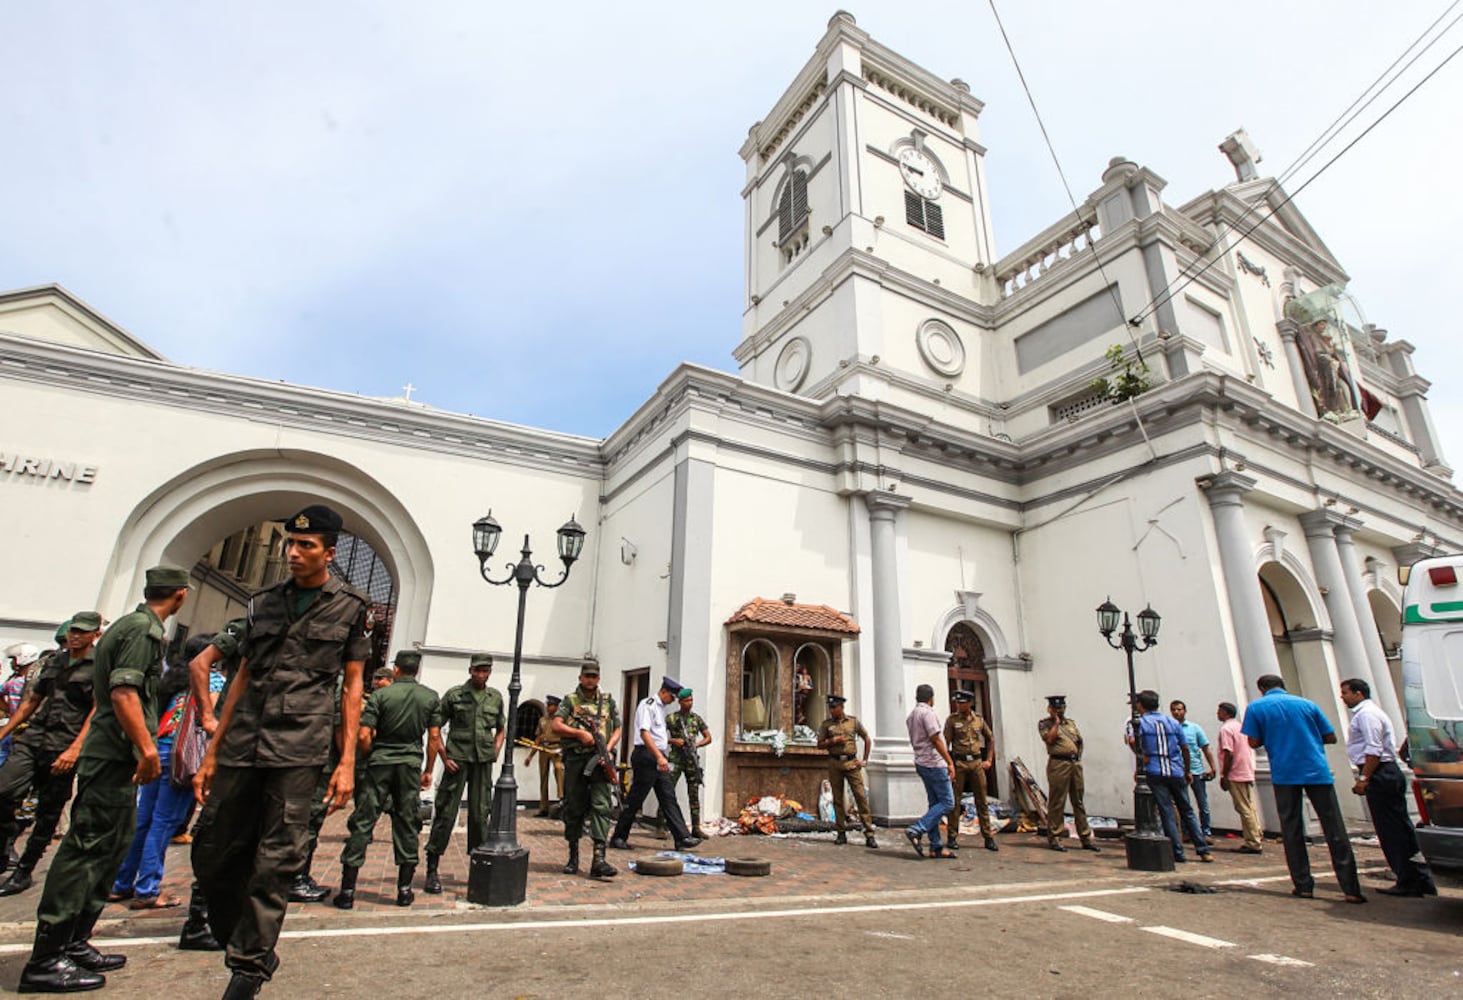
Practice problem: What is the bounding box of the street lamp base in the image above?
[466,845,530,906]
[1124,831,1175,872]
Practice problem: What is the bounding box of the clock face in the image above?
[897,147,942,200]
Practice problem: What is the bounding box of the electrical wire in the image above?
[1125,38,1463,329]
[986,0,1136,353]
[1127,4,1461,327]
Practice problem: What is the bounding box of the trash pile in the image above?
[736,794,809,834]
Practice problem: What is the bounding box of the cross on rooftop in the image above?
[402,383,416,401]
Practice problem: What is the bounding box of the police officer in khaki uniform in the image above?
[19,567,188,994]
[1039,695,1100,853]
[0,612,104,898]
[422,653,504,895]
[335,651,441,909]
[944,691,998,852]
[552,659,621,878]
[816,695,878,848]
[525,694,563,817]
[193,505,373,1000]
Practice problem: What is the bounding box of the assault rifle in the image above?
[585,728,623,806]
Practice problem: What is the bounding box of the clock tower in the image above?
[735,12,997,406]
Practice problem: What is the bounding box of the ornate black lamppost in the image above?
[1096,598,1174,872]
[465,510,586,906]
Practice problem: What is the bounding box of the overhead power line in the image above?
[1129,5,1463,330]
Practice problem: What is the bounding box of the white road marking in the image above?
[1216,865,1389,887]
[864,930,915,940]
[1249,954,1314,968]
[1058,904,1133,923]
[1141,926,1235,949]
[0,886,1151,954]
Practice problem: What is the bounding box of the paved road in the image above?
[0,843,1456,998]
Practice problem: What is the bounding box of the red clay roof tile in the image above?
[725,597,860,634]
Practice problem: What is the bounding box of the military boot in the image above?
[395,864,416,907]
[0,863,35,897]
[63,910,125,973]
[287,847,330,903]
[984,836,999,852]
[423,854,443,895]
[332,865,359,910]
[562,841,580,875]
[220,971,264,999]
[833,831,848,845]
[179,886,222,951]
[589,841,617,879]
[864,832,879,849]
[17,920,104,994]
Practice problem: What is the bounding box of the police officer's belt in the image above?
[955,754,983,762]
[1049,753,1080,761]
[830,753,855,761]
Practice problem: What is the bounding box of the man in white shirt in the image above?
[608,676,702,852]
[1339,678,1435,897]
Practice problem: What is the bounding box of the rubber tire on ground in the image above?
[724,857,772,877]
[633,857,684,877]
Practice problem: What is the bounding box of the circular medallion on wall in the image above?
[916,319,966,377]
[774,336,812,392]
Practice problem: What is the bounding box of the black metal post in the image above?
[467,533,576,906]
[1105,611,1174,872]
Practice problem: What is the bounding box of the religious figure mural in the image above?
[1283,284,1382,423]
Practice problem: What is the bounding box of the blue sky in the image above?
[4,2,1460,453]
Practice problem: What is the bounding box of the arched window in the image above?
[515,699,545,745]
[793,643,831,732]
[741,639,780,731]
[777,170,808,243]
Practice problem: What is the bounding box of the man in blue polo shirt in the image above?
[1240,674,1364,903]
[1126,690,1211,863]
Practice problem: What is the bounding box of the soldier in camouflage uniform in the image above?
[664,688,711,837]
[816,695,878,848]
[944,690,998,852]
[19,567,188,994]
[0,612,104,898]
[552,659,621,878]
[334,651,441,909]
[193,505,374,1000]
[422,653,504,895]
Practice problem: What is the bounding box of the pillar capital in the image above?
[1298,507,1350,538]
[864,490,912,519]
[1392,539,1445,568]
[1197,470,1257,509]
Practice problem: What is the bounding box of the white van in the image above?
[1399,554,1463,876]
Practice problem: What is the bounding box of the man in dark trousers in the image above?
[609,676,701,852]
[553,659,621,879]
[1340,678,1436,897]
[1242,674,1364,903]
[192,505,373,999]
[18,567,188,993]
[0,612,104,897]
[334,650,441,909]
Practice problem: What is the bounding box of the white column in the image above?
[1334,521,1405,730]
[1277,324,1318,418]
[1199,472,1280,692]
[1297,510,1374,690]
[865,490,911,742]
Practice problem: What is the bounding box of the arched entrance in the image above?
[945,621,998,796]
[1257,556,1334,700]
[95,449,434,655]
[1367,589,1404,717]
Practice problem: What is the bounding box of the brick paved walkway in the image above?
[0,808,1388,938]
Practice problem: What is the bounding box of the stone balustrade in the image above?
[993,206,1101,299]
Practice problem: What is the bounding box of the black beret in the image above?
[287,504,343,535]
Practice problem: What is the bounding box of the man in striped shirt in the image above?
[1126,689,1212,863]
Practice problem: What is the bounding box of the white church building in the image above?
[4,12,1459,829]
